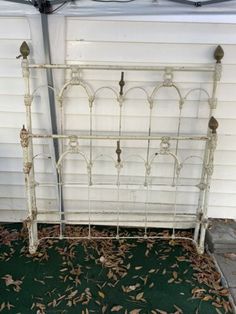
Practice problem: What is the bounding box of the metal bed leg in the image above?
[28,220,38,254]
[198,117,218,254]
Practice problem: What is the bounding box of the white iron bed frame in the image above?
[19,42,223,254]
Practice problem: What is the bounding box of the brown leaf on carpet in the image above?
[212,302,222,308]
[34,278,45,285]
[111,305,123,312]
[202,295,213,301]
[0,303,5,312]
[129,309,141,314]
[135,292,144,300]
[168,278,174,284]
[148,269,155,273]
[135,266,142,270]
[2,274,22,292]
[98,291,105,298]
[174,304,183,313]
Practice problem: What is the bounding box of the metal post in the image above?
[20,43,38,253]
[40,13,65,226]
[198,117,218,254]
[194,45,223,249]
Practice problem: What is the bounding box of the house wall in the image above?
[0,14,236,222]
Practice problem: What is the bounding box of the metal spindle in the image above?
[88,183,91,239]
[144,177,149,238]
[172,165,180,239]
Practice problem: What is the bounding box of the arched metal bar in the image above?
[58,79,93,101]
[124,86,149,100]
[32,153,52,161]
[149,151,181,170]
[32,84,59,98]
[56,149,90,170]
[150,83,164,100]
[150,83,182,101]
[93,86,119,99]
[123,154,146,164]
[32,153,58,189]
[181,155,204,165]
[93,153,116,165]
[184,88,210,101]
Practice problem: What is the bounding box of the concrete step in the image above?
[206,219,236,253]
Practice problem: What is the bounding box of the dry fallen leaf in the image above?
[111,305,123,312]
[0,303,5,312]
[174,304,183,313]
[212,302,222,308]
[129,309,141,314]
[202,295,213,301]
[2,274,22,292]
[168,278,175,284]
[149,269,155,273]
[136,292,144,301]
[98,291,105,299]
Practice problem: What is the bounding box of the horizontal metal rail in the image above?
[38,236,196,243]
[34,218,197,224]
[30,133,208,141]
[36,182,200,188]
[37,210,197,216]
[27,63,215,73]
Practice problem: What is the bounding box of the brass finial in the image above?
[19,41,30,59]
[214,45,224,63]
[116,141,122,163]
[208,116,219,134]
[119,72,125,96]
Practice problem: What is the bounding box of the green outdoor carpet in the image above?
[0,224,232,314]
